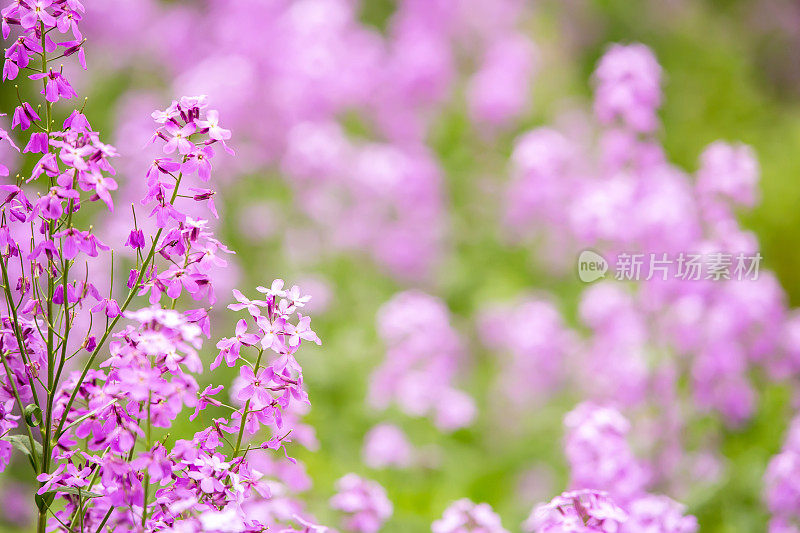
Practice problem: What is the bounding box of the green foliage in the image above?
[3,435,42,473]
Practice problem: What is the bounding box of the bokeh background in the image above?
[3,0,800,531]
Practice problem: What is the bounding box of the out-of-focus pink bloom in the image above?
[330,474,392,533]
[696,141,760,208]
[467,34,537,128]
[525,490,627,533]
[432,499,509,533]
[370,291,475,431]
[564,402,649,504]
[594,43,662,132]
[623,494,698,533]
[765,415,800,530]
[362,424,413,469]
[478,298,576,408]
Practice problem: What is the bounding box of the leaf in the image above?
[42,486,102,499]
[2,434,42,469]
[24,404,41,427]
[35,492,55,512]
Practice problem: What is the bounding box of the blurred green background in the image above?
[3,0,800,531]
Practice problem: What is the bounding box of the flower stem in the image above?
[233,349,264,457]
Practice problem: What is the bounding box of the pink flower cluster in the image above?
[528,489,698,533]
[478,297,577,409]
[497,46,797,497]
[329,473,393,533]
[76,0,539,281]
[3,1,796,530]
[362,423,414,470]
[370,290,475,432]
[534,403,698,533]
[593,43,662,133]
[425,404,700,533]
[364,40,787,533]
[564,402,649,504]
[467,34,537,130]
[0,2,324,530]
[574,283,652,408]
[765,415,800,532]
[2,0,86,88]
[432,499,509,533]
[282,130,445,280]
[525,490,628,533]
[134,96,235,307]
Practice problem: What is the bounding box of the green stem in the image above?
[233,349,264,457]
[41,197,74,485]
[36,21,52,533]
[141,394,152,528]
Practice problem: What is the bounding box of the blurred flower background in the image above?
[4,0,800,531]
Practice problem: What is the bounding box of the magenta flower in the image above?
[53,228,90,259]
[624,495,698,533]
[257,315,287,353]
[188,187,218,218]
[146,157,181,186]
[91,297,121,318]
[11,102,39,131]
[20,0,56,29]
[697,141,759,208]
[81,171,117,210]
[257,278,287,299]
[181,146,214,181]
[237,365,272,407]
[53,283,79,305]
[62,110,90,131]
[362,424,413,469]
[23,132,48,153]
[228,289,266,317]
[131,444,172,485]
[82,233,110,257]
[125,229,146,249]
[563,403,648,503]
[3,57,19,81]
[27,239,59,262]
[58,39,87,70]
[196,110,231,141]
[151,104,179,124]
[35,192,63,219]
[286,285,312,308]
[187,453,230,494]
[35,464,67,495]
[211,319,259,370]
[55,8,83,39]
[433,499,508,533]
[190,384,224,421]
[162,121,196,154]
[149,201,185,228]
[1,14,10,41]
[285,314,320,348]
[28,70,76,102]
[594,43,662,133]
